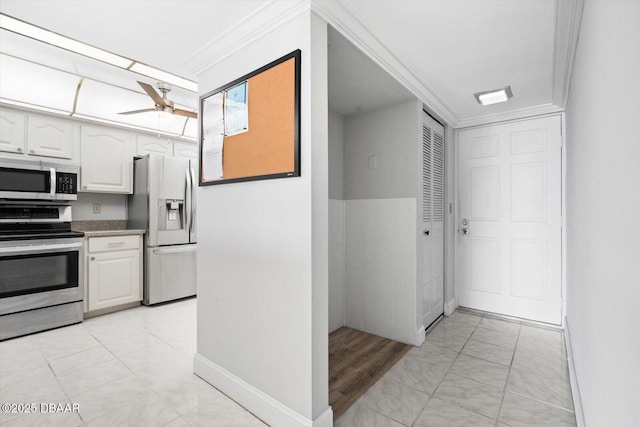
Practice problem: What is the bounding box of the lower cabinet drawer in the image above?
[88,235,140,253]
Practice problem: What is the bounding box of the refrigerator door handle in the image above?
[185,168,191,236]
[189,167,196,236]
[152,245,197,255]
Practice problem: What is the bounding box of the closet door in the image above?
[421,112,445,328]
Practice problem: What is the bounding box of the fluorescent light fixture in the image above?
[0,98,71,116]
[129,62,198,92]
[474,86,513,106]
[0,13,198,93]
[0,14,133,68]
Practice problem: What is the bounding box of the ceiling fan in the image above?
[119,81,197,119]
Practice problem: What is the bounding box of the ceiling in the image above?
[328,27,414,116]
[336,0,559,122]
[0,0,577,130]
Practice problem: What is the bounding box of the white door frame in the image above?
[452,113,567,327]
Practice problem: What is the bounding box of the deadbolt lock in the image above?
[461,218,469,225]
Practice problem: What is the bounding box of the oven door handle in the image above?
[50,167,56,197]
[0,242,82,255]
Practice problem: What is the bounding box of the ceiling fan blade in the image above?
[137,81,166,107]
[173,109,198,119]
[118,108,156,115]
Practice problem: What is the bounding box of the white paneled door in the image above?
[421,112,445,328]
[458,116,562,324]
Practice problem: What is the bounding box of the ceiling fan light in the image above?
[474,86,513,106]
[156,109,174,122]
[0,13,133,69]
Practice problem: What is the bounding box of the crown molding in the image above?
[311,0,458,127]
[455,103,563,129]
[552,0,585,110]
[182,0,311,79]
[184,0,580,130]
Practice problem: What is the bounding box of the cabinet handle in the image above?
[90,256,95,261]
[29,149,35,154]
[82,186,87,190]
[108,242,126,246]
[16,148,22,152]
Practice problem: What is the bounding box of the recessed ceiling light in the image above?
[474,86,513,106]
[0,13,198,93]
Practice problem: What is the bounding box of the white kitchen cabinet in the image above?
[136,134,172,156]
[172,140,198,159]
[0,108,26,154]
[27,114,73,159]
[86,234,142,312]
[80,124,133,193]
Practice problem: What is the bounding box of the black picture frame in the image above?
[199,49,301,186]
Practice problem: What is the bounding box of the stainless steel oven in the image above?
[0,202,84,340]
[0,158,78,201]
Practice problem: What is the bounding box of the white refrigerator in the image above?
[128,153,197,305]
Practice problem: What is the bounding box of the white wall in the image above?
[344,100,419,200]
[443,125,456,314]
[328,110,344,200]
[70,193,127,220]
[194,10,330,426]
[565,1,640,425]
[328,111,345,333]
[342,99,421,345]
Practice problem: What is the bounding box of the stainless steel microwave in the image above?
[0,158,78,201]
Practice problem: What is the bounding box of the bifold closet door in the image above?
[421,112,445,328]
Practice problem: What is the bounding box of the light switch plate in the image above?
[93,203,101,214]
[368,154,378,169]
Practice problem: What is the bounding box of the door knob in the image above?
[461,228,470,235]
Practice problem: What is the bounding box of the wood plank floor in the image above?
[329,326,412,420]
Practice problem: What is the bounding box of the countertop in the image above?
[81,229,146,237]
[71,220,145,237]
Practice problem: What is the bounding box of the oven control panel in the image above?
[56,172,78,195]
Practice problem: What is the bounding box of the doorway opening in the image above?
[327,25,446,420]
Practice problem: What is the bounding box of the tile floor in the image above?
[0,298,265,427]
[0,301,577,427]
[336,309,577,427]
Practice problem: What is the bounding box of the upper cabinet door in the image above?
[80,124,133,193]
[172,140,198,159]
[27,114,73,159]
[136,134,172,156]
[0,108,26,154]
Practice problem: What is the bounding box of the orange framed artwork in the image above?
[199,50,301,185]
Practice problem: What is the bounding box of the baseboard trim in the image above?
[193,353,332,427]
[444,297,457,316]
[414,324,426,346]
[564,317,586,426]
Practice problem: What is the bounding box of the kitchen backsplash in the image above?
[70,193,127,221]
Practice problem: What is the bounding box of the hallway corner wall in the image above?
[194,10,331,426]
[565,1,640,425]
